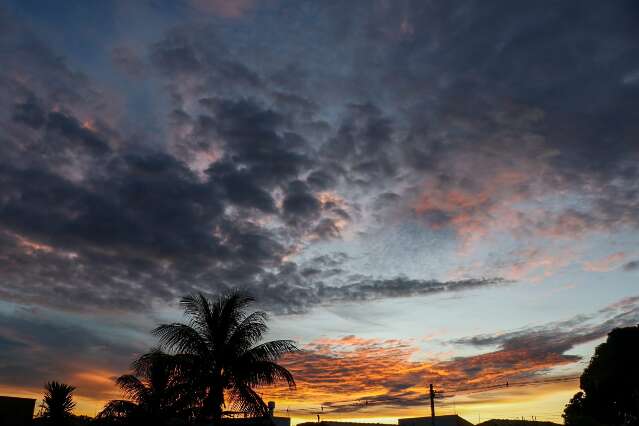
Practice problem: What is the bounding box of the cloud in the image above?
[453,295,639,370]
[2,5,639,419]
[582,252,627,272]
[252,253,508,314]
[2,1,639,319]
[265,296,639,411]
[338,1,639,253]
[320,103,398,187]
[316,277,508,304]
[283,180,322,226]
[623,260,639,271]
[0,308,144,400]
[0,15,320,313]
[147,1,639,276]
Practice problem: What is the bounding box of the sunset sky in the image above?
[1,1,639,424]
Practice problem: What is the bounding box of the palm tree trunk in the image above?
[207,383,225,425]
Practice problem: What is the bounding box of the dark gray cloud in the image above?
[150,25,262,92]
[282,180,321,226]
[0,10,328,313]
[278,297,639,413]
[0,307,144,399]
[623,260,639,271]
[12,95,46,129]
[250,252,508,314]
[453,296,639,371]
[2,0,639,318]
[316,276,508,304]
[201,97,314,200]
[2,1,639,415]
[307,1,639,238]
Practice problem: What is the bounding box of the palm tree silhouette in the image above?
[153,292,298,422]
[98,349,194,425]
[39,381,76,425]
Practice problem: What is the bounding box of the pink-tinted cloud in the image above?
[500,247,577,282]
[265,297,639,414]
[265,332,577,415]
[582,251,627,272]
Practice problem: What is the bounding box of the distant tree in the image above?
[563,391,600,426]
[97,349,193,425]
[72,415,94,426]
[153,292,298,423]
[563,325,639,426]
[38,381,76,425]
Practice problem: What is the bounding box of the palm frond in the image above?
[152,291,297,422]
[132,348,171,376]
[218,291,255,344]
[132,348,185,393]
[227,311,269,353]
[116,374,149,403]
[97,400,138,419]
[228,383,269,417]
[236,360,296,390]
[153,323,209,355]
[41,381,76,419]
[181,293,214,338]
[242,339,299,362]
[112,350,202,423]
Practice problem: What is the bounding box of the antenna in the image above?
[430,384,436,426]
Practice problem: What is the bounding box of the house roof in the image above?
[298,421,389,426]
[476,420,561,426]
[399,415,475,426]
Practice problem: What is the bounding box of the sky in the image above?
[1,0,639,423]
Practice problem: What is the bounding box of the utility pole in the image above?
[430,384,436,426]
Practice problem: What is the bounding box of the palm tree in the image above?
[39,381,76,425]
[153,292,298,422]
[98,349,194,425]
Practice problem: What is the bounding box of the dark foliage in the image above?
[153,291,298,422]
[97,349,195,425]
[37,381,77,426]
[563,325,639,426]
[35,293,297,425]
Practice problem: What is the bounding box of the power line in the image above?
[446,375,580,396]
[274,375,580,416]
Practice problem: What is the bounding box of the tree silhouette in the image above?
[39,381,76,425]
[563,325,639,426]
[98,349,194,425]
[153,292,298,422]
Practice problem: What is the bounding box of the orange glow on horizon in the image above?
[0,376,578,423]
[0,337,580,423]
